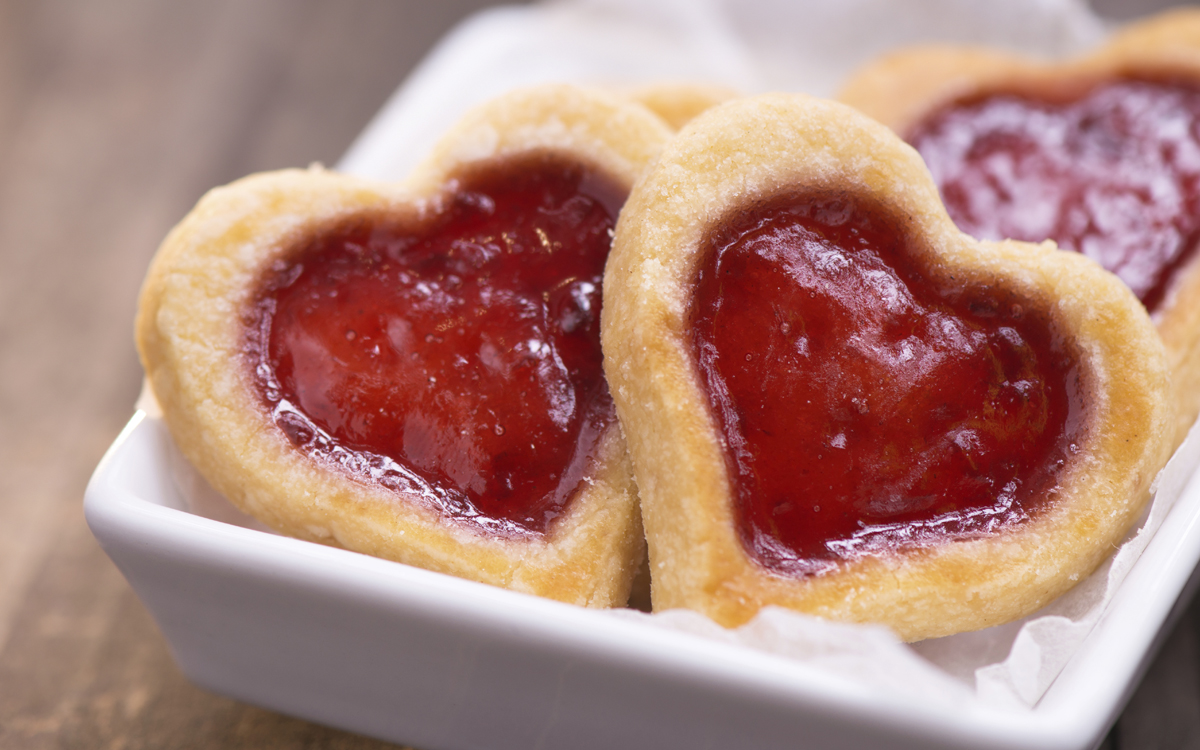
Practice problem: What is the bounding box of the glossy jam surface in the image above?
[246,153,625,537]
[908,78,1200,312]
[690,191,1082,575]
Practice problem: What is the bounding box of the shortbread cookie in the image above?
[619,82,739,130]
[839,9,1200,448]
[137,85,674,606]
[602,93,1171,640]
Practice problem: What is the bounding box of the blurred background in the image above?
[0,1,1197,748]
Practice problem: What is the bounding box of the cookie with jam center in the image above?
[602,93,1171,640]
[839,8,1200,449]
[137,85,673,606]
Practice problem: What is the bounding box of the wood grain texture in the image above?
[0,1,1196,748]
[0,2,508,747]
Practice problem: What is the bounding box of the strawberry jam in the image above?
[246,152,625,537]
[690,190,1083,575]
[908,77,1200,312]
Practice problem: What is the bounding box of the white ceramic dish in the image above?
[84,408,1200,750]
[86,2,1200,748]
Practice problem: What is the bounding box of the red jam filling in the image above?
[690,191,1083,575]
[908,77,1200,312]
[245,153,626,537]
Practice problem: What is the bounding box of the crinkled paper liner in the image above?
[606,424,1200,708]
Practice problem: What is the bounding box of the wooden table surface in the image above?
[1,1,1198,748]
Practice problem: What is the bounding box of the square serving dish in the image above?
[83,407,1200,750]
[87,2,1200,748]
[85,409,1200,750]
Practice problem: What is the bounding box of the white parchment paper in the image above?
[604,425,1200,710]
[340,0,1109,180]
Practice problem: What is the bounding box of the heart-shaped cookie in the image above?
[137,85,673,606]
[839,8,1200,449]
[602,93,1171,640]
